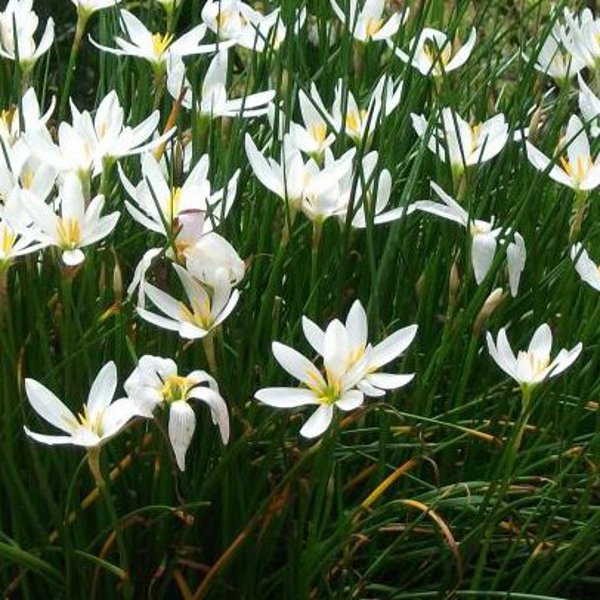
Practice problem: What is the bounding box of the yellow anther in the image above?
[366,18,383,37]
[1,225,15,256]
[56,218,82,249]
[161,374,191,403]
[309,122,327,144]
[152,32,175,58]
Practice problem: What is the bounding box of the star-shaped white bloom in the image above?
[91,9,225,71]
[526,115,600,192]
[411,108,509,174]
[391,27,476,77]
[138,263,240,339]
[124,355,229,470]
[486,324,582,389]
[23,174,119,266]
[167,50,275,119]
[413,182,526,296]
[330,0,408,43]
[24,361,140,448]
[0,0,54,71]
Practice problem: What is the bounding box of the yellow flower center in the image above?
[167,187,182,221]
[309,122,327,144]
[179,295,213,329]
[0,107,15,131]
[21,167,34,189]
[305,368,342,405]
[152,32,175,58]
[526,352,550,376]
[56,218,82,249]
[161,374,191,403]
[423,40,452,71]
[345,109,367,135]
[75,405,104,436]
[1,225,15,257]
[560,155,593,183]
[366,18,383,37]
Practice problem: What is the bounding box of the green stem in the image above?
[59,12,89,122]
[202,331,218,375]
[308,221,322,317]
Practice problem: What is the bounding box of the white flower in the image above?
[413,182,526,295]
[332,75,403,144]
[72,0,120,17]
[24,361,139,448]
[255,301,417,438]
[245,133,354,213]
[330,0,408,43]
[138,263,239,339]
[201,0,283,52]
[167,50,275,118]
[124,355,229,470]
[23,174,119,266]
[272,85,336,156]
[526,115,600,192]
[486,324,582,388]
[0,0,54,71]
[91,9,224,71]
[571,243,600,291]
[0,196,47,268]
[0,87,54,152]
[578,74,600,137]
[557,8,600,72]
[391,27,476,77]
[411,108,508,174]
[337,151,414,228]
[529,30,585,84]
[301,300,417,398]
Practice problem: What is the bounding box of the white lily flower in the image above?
[558,8,600,72]
[23,174,119,266]
[201,0,284,52]
[0,87,54,154]
[167,51,275,119]
[0,196,47,268]
[332,75,403,144]
[24,361,140,448]
[91,9,224,71]
[124,355,229,471]
[486,324,582,389]
[413,182,526,295]
[72,0,120,18]
[571,243,600,291]
[271,85,336,156]
[529,30,585,84]
[337,151,414,228]
[138,263,239,339]
[245,133,354,213]
[578,75,600,137]
[251,7,306,52]
[391,27,476,77]
[330,0,408,43]
[411,108,508,174]
[0,0,54,71]
[255,324,366,439]
[526,115,600,192]
[301,300,417,398]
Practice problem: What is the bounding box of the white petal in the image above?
[299,405,334,438]
[168,401,196,471]
[370,324,418,370]
[25,379,77,435]
[86,361,117,418]
[255,387,319,408]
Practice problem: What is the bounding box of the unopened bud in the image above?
[448,260,460,305]
[528,106,543,142]
[112,251,123,304]
[473,287,505,336]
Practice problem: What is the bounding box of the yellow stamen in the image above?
[309,122,327,144]
[560,155,593,183]
[1,225,15,256]
[161,374,191,403]
[152,32,175,58]
[179,295,213,329]
[423,40,452,70]
[366,18,383,37]
[56,218,82,249]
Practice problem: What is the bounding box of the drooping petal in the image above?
[299,404,334,438]
[168,401,196,471]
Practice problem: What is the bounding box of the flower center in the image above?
[345,109,367,135]
[366,18,383,37]
[152,32,175,58]
[305,368,342,405]
[309,122,327,144]
[560,155,593,183]
[423,39,452,71]
[56,218,82,249]
[75,405,104,436]
[161,374,191,403]
[179,295,213,329]
[0,225,15,258]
